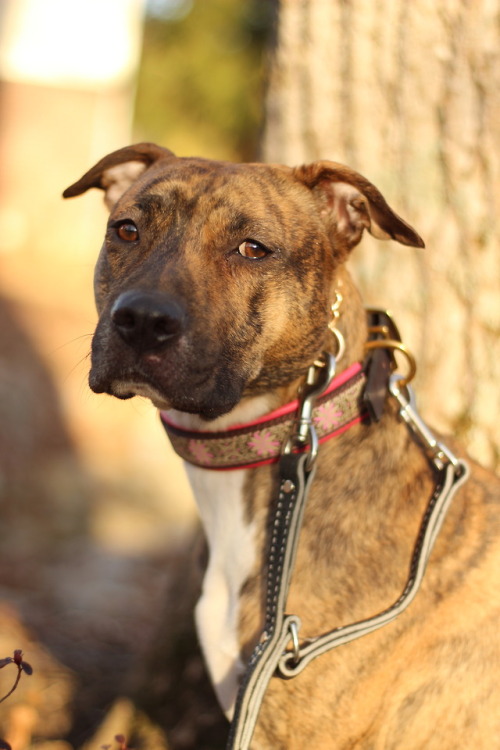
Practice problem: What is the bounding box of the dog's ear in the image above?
[63,143,175,210]
[294,161,425,250]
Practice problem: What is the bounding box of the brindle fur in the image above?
[65,144,500,749]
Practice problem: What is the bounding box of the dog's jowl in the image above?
[65,143,500,749]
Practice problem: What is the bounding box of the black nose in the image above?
[111,290,185,352]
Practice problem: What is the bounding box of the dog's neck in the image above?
[164,266,430,720]
[163,278,388,716]
[166,392,280,433]
[168,270,368,432]
[169,382,431,719]
[163,363,366,472]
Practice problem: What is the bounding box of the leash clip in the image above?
[389,375,461,472]
[282,353,337,471]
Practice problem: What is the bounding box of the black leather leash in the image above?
[226,453,315,749]
[226,325,469,750]
[226,357,336,750]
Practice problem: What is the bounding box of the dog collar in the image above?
[160,363,368,470]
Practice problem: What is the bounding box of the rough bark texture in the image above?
[262,0,500,471]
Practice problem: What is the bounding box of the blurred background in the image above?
[0,0,498,748]
[0,0,274,560]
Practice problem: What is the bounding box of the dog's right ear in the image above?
[63,143,175,210]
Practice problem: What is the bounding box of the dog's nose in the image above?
[111,290,185,352]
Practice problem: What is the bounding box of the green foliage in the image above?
[134,0,276,160]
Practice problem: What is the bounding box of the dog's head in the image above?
[64,143,423,420]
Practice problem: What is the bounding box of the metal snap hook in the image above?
[282,353,337,471]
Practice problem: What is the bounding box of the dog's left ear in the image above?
[294,161,425,250]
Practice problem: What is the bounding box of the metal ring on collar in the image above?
[364,339,417,387]
[329,326,346,362]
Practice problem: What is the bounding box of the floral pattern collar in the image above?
[160,363,368,471]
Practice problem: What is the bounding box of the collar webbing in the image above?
[160,363,368,470]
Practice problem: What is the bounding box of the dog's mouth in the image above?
[89,342,248,420]
[94,374,216,415]
[105,380,171,407]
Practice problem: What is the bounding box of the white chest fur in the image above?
[168,396,273,717]
[185,463,257,718]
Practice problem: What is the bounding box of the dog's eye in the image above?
[237,240,270,260]
[115,222,139,242]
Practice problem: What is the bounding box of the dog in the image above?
[64,143,500,749]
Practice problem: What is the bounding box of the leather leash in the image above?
[226,347,469,750]
[226,355,336,750]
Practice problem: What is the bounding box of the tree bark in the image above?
[262,0,500,471]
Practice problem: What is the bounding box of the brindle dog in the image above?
[64,144,500,749]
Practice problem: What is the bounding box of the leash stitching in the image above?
[227,453,313,749]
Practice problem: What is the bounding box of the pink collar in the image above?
[160,363,368,471]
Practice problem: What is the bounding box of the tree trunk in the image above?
[262,0,500,471]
